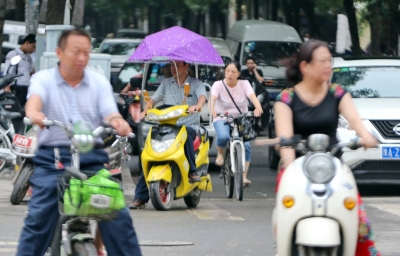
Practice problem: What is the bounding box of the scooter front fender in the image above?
[147,164,172,183]
[296,217,340,247]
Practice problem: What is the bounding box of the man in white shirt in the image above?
[4,34,36,107]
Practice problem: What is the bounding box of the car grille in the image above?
[370,120,400,140]
[352,160,400,171]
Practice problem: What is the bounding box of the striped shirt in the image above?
[152,76,207,129]
[28,66,118,147]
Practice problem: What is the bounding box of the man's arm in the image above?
[25,95,46,128]
[188,81,207,113]
[25,73,48,127]
[3,50,16,75]
[253,68,264,83]
[120,82,131,94]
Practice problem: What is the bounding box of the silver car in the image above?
[96,38,142,81]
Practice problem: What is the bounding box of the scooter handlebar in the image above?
[64,166,88,181]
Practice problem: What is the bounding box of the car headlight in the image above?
[303,153,336,184]
[147,109,184,121]
[151,139,175,153]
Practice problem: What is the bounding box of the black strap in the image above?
[222,80,242,114]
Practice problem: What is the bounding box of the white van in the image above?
[226,20,302,99]
[3,20,45,45]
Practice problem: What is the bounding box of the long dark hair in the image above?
[225,61,244,80]
[286,39,329,84]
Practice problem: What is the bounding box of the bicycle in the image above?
[22,118,134,256]
[217,112,253,201]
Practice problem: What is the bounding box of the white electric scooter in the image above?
[260,134,361,255]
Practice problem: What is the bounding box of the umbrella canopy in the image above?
[128,26,224,67]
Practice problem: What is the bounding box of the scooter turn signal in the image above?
[344,197,356,210]
[282,195,295,208]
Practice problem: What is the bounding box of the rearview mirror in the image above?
[10,55,21,66]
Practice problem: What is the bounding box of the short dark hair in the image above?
[58,29,91,49]
[245,56,256,64]
[23,34,36,44]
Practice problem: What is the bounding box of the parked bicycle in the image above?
[22,117,134,256]
[217,112,254,201]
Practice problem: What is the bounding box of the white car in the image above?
[96,38,142,82]
[332,57,400,185]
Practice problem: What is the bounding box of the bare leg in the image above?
[216,146,224,166]
[243,161,251,185]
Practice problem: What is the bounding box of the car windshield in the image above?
[242,41,300,66]
[331,66,400,98]
[117,63,143,84]
[197,56,232,85]
[99,42,139,55]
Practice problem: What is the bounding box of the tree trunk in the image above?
[15,0,24,21]
[292,0,300,33]
[236,0,243,20]
[46,0,68,24]
[283,0,292,26]
[271,0,278,21]
[253,0,259,19]
[217,3,227,38]
[265,0,270,20]
[368,4,381,55]
[343,0,361,56]
[195,11,201,34]
[0,0,5,62]
[300,0,321,39]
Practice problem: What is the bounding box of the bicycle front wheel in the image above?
[224,150,234,198]
[234,143,244,201]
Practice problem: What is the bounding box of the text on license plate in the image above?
[13,134,32,147]
[382,147,400,158]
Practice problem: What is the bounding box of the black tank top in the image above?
[276,84,346,147]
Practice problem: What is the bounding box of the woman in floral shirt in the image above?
[274,40,380,255]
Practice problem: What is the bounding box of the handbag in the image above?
[222,80,257,142]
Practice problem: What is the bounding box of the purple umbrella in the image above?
[128,26,224,67]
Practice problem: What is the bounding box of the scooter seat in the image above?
[193,136,201,151]
[0,108,21,119]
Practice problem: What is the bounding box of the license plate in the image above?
[382,147,400,158]
[13,134,33,148]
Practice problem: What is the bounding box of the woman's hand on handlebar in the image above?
[212,110,217,118]
[361,134,378,149]
[254,107,263,117]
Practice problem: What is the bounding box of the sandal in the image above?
[215,153,224,166]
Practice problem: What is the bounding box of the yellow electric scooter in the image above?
[141,90,212,211]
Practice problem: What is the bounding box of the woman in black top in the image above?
[274,40,380,255]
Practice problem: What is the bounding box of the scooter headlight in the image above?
[303,153,336,184]
[151,139,175,153]
[147,109,184,121]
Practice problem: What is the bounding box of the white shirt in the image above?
[3,48,33,86]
